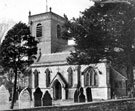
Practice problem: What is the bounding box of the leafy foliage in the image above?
[63,1,135,93]
[63,3,118,64]
[0,22,38,108]
[0,22,38,72]
[63,1,135,67]
[106,2,135,66]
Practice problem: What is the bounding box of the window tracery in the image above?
[84,67,98,87]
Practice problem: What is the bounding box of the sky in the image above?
[0,0,94,23]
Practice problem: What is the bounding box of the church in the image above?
[28,8,127,101]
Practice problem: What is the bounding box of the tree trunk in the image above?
[127,53,134,97]
[10,67,17,109]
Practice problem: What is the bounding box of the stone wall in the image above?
[5,98,135,111]
[32,63,110,100]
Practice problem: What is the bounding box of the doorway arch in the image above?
[50,72,67,100]
[54,80,62,100]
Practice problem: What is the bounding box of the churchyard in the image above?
[0,84,93,110]
[0,84,135,111]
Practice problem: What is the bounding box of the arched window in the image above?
[57,24,61,38]
[94,73,98,86]
[67,67,73,88]
[45,68,51,87]
[36,23,42,37]
[33,69,40,88]
[86,72,90,86]
[84,67,98,87]
[90,70,95,85]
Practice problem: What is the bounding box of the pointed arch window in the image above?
[33,69,40,88]
[86,72,90,86]
[94,73,98,86]
[67,67,73,88]
[57,24,61,38]
[84,67,98,87]
[36,23,42,37]
[45,68,51,87]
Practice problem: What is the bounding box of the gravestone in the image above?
[27,87,32,101]
[34,87,43,107]
[42,91,52,106]
[86,87,92,102]
[19,87,31,109]
[0,85,10,110]
[78,87,85,102]
[0,85,10,104]
[74,88,79,103]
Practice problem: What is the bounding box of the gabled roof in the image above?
[32,52,71,67]
[49,72,67,88]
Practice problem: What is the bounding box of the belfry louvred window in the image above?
[57,24,61,38]
[36,23,42,37]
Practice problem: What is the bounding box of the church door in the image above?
[54,81,62,100]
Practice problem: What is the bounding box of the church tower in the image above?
[28,9,67,55]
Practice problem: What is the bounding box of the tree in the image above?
[62,3,117,64]
[62,1,135,96]
[0,22,38,109]
[105,1,135,96]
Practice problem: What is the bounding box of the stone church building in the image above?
[28,9,127,101]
